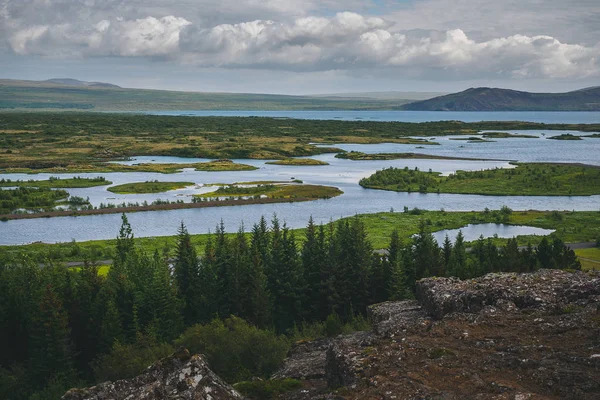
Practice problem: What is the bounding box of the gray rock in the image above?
[62,350,242,400]
[416,269,600,320]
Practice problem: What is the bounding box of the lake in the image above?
[1,111,599,245]
[144,110,600,124]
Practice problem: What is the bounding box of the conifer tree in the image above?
[447,231,467,278]
[28,285,75,384]
[173,222,202,325]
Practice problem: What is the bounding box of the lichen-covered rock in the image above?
[367,300,431,337]
[272,338,330,380]
[416,269,600,319]
[62,350,242,400]
[325,331,376,389]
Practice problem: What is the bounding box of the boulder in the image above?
[62,349,242,400]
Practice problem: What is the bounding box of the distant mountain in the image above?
[44,78,121,88]
[0,79,409,111]
[401,87,600,111]
[311,91,446,101]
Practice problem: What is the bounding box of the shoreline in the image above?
[0,196,334,221]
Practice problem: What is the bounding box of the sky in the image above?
[0,0,599,94]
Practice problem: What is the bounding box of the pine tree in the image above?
[98,298,124,354]
[148,252,184,342]
[28,285,75,383]
[442,234,453,272]
[536,237,553,269]
[412,220,440,281]
[447,231,467,278]
[173,222,202,325]
[386,230,408,300]
[116,213,134,264]
[247,220,272,328]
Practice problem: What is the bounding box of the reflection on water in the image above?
[431,224,555,244]
[1,124,599,244]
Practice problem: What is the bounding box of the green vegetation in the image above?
[584,133,600,138]
[107,181,195,194]
[0,79,410,111]
[2,210,599,264]
[335,151,489,161]
[548,134,583,140]
[1,113,599,171]
[2,160,257,174]
[234,379,302,399]
[266,158,329,166]
[0,176,111,188]
[481,132,538,139]
[0,186,69,214]
[359,163,600,196]
[175,316,289,383]
[574,247,600,271]
[0,212,581,398]
[196,184,342,200]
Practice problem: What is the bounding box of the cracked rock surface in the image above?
[62,350,242,400]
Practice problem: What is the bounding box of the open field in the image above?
[2,160,258,174]
[574,247,600,271]
[335,151,498,161]
[1,113,599,170]
[360,163,600,196]
[107,181,195,194]
[0,184,343,220]
[0,79,411,111]
[266,158,329,166]
[481,132,538,138]
[0,176,111,188]
[2,210,598,264]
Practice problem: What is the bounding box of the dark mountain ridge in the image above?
[44,78,121,88]
[402,86,600,111]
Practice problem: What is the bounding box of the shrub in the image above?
[175,316,289,383]
[91,334,174,383]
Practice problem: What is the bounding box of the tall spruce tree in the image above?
[173,222,202,325]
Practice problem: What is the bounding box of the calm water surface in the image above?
[1,112,599,245]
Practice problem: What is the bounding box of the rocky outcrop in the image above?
[62,349,242,400]
[274,270,600,399]
[416,269,600,319]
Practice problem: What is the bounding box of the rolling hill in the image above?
[401,86,600,111]
[0,79,414,111]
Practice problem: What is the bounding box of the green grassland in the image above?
[548,134,583,140]
[0,186,70,214]
[2,210,598,265]
[360,163,600,196]
[0,80,409,111]
[0,176,111,188]
[481,132,538,138]
[2,160,258,174]
[335,151,491,161]
[1,113,599,171]
[107,181,195,194]
[574,248,600,271]
[196,183,342,199]
[266,158,329,166]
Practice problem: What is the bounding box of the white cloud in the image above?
[1,1,599,81]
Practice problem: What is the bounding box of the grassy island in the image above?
[335,151,495,161]
[4,113,598,171]
[548,134,583,140]
[584,133,600,138]
[196,183,342,200]
[481,132,538,139]
[0,186,70,214]
[108,181,195,194]
[0,176,111,188]
[2,160,257,174]
[359,163,600,196]
[266,158,329,166]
